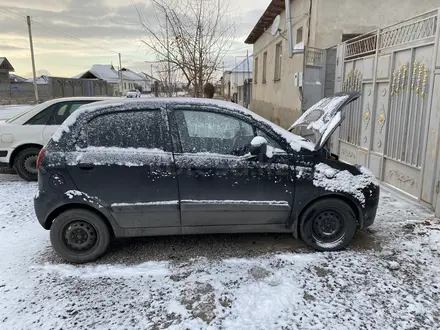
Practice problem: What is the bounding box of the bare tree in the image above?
[135,0,236,97]
[153,62,182,96]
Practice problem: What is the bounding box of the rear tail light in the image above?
[36,148,46,169]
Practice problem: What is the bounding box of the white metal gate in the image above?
[333,8,440,212]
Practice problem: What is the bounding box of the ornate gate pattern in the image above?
[333,9,440,211]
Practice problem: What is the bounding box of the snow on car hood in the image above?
[313,163,378,206]
[289,92,360,150]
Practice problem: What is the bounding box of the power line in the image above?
[31,18,151,63]
[0,7,146,61]
[0,7,26,20]
[31,19,120,55]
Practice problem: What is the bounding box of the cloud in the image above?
[0,0,269,77]
[1,44,26,51]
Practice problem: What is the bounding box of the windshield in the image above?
[6,105,39,123]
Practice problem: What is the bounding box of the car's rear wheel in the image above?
[13,147,40,181]
[50,209,110,263]
[299,198,357,251]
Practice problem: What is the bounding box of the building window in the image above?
[274,42,282,81]
[296,27,303,44]
[262,51,267,83]
[254,57,258,83]
[124,82,127,89]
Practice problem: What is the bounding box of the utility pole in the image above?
[165,14,172,97]
[119,53,122,96]
[26,16,39,103]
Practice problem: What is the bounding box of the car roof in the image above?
[75,97,251,115]
[53,97,316,151]
[6,96,119,125]
[44,96,119,103]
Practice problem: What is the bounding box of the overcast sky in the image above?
[0,0,270,79]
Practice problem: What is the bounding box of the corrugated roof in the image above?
[0,57,15,71]
[244,0,286,44]
[121,68,144,81]
[90,65,120,83]
[138,72,159,81]
[76,64,120,83]
[72,72,86,79]
[26,75,49,84]
[9,73,27,82]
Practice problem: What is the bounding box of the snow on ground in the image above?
[1,174,440,329]
[0,104,33,120]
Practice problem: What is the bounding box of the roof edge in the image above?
[244,0,286,44]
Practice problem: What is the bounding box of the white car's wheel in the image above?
[13,147,40,181]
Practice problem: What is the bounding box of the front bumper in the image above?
[361,184,380,228]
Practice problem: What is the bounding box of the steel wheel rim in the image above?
[64,220,98,251]
[311,210,346,243]
[23,155,38,175]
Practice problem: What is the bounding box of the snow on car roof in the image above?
[52,98,314,151]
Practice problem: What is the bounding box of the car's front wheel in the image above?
[50,209,111,263]
[299,198,357,251]
[13,147,40,181]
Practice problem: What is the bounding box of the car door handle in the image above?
[79,164,94,170]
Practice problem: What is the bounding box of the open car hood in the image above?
[288,92,360,150]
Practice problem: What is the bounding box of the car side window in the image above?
[175,110,254,156]
[25,105,55,125]
[86,110,166,150]
[255,128,284,151]
[51,102,90,125]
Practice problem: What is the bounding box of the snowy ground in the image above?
[1,173,440,329]
[0,104,33,120]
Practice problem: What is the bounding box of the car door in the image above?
[21,104,57,145]
[169,106,295,229]
[42,101,96,143]
[66,108,180,229]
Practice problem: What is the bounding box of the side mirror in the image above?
[250,136,268,156]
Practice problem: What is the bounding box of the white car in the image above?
[0,97,112,181]
[126,89,141,98]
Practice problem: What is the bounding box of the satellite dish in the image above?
[270,15,281,36]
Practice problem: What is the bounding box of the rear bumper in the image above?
[34,189,59,229]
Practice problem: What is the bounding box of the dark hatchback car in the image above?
[34,93,379,263]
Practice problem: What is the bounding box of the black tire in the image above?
[299,198,357,251]
[13,147,41,181]
[50,209,111,263]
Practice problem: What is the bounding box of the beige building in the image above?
[245,0,439,128]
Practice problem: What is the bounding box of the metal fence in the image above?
[333,8,440,214]
[0,76,115,105]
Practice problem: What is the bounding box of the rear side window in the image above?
[86,110,166,150]
[25,105,54,125]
